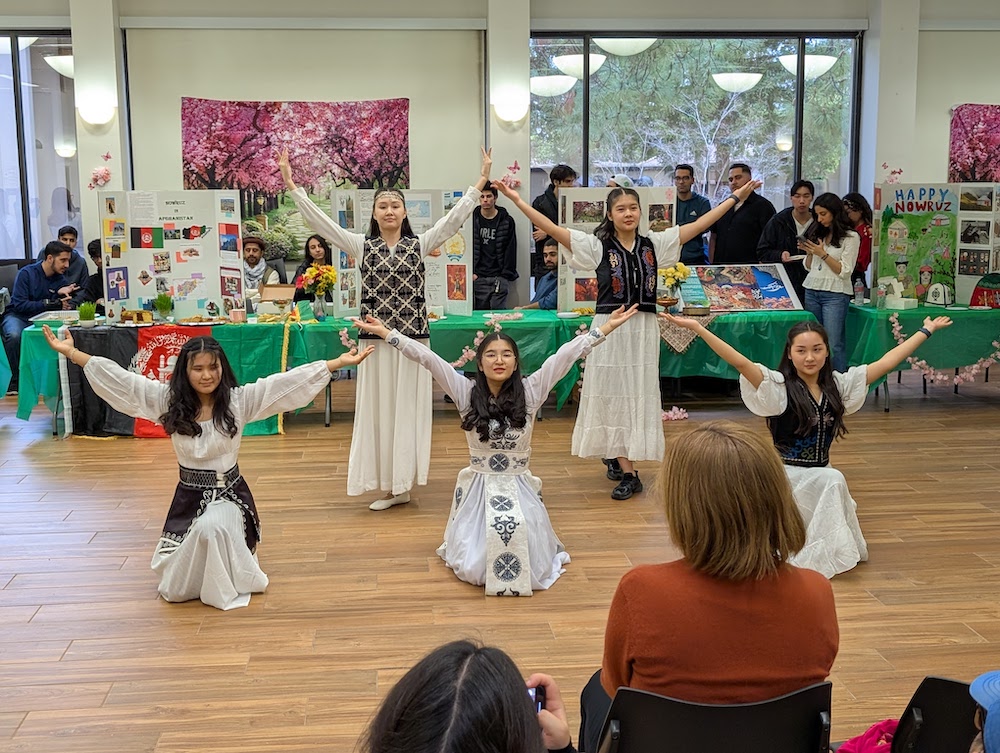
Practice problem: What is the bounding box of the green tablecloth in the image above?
[847,304,1000,375]
[0,338,10,396]
[17,308,820,432]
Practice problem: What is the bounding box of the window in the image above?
[530,33,861,211]
[0,33,80,260]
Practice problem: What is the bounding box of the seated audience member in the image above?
[516,236,559,310]
[36,225,90,303]
[757,180,814,304]
[3,241,78,391]
[82,239,106,314]
[578,420,838,753]
[242,235,278,308]
[971,670,1000,753]
[357,639,576,753]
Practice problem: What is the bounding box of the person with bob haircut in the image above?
[359,639,575,753]
[662,314,953,578]
[280,146,493,511]
[495,175,761,500]
[352,303,641,595]
[841,192,874,290]
[578,420,839,753]
[798,192,860,372]
[41,326,373,610]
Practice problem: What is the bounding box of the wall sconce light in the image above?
[711,72,763,94]
[491,84,530,124]
[78,93,117,126]
[44,54,75,79]
[553,54,606,79]
[55,143,77,158]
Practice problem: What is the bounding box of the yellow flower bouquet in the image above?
[659,262,690,290]
[298,264,338,297]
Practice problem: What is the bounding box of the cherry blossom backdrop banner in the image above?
[181,96,410,216]
[948,104,1000,183]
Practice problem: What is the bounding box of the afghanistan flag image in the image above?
[130,226,165,249]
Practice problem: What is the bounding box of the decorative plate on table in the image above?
[113,321,155,327]
[29,311,79,323]
[947,306,968,310]
[970,305,992,310]
[176,318,229,326]
[556,311,580,319]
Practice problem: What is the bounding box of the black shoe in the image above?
[444,394,454,404]
[611,472,642,500]
[602,458,623,481]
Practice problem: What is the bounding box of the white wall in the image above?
[913,31,1000,183]
[125,29,484,192]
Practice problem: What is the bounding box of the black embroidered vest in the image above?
[360,235,428,339]
[595,235,658,314]
[769,392,836,468]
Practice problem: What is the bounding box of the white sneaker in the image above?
[369,491,410,511]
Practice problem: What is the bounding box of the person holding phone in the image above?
[351,304,640,595]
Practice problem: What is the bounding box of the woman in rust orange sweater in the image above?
[580,421,839,752]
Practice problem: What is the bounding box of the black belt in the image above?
[178,464,241,489]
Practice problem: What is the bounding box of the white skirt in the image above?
[786,465,869,578]
[437,468,570,591]
[151,496,268,610]
[347,338,433,496]
[571,312,664,462]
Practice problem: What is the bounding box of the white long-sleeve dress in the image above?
[740,364,870,578]
[290,186,481,497]
[83,356,333,609]
[385,327,608,595]
[564,228,681,462]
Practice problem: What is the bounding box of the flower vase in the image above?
[313,296,327,320]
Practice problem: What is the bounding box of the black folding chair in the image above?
[596,682,832,753]
[891,676,978,753]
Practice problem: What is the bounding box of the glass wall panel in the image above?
[801,37,857,199]
[0,36,27,259]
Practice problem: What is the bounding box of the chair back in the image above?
[890,676,978,753]
[596,682,832,753]
[267,258,287,284]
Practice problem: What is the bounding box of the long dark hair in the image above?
[368,188,416,239]
[294,234,332,279]
[160,337,239,438]
[594,187,641,242]
[359,640,544,753]
[768,321,848,440]
[459,332,528,442]
[841,192,873,226]
[804,192,852,248]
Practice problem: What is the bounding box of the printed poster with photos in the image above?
[555,186,677,311]
[99,190,242,319]
[331,188,473,319]
[690,264,801,311]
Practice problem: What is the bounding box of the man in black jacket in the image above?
[530,164,577,278]
[472,183,518,310]
[709,163,776,264]
[756,180,815,304]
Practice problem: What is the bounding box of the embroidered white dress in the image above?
[386,327,607,595]
[290,186,482,497]
[82,356,333,609]
[564,228,681,462]
[740,364,870,578]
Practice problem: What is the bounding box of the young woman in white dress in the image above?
[494,177,761,499]
[661,313,953,577]
[352,304,640,595]
[43,325,373,609]
[279,147,492,511]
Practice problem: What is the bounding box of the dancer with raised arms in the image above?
[279,146,492,510]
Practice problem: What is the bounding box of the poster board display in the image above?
[331,188,473,318]
[556,186,677,312]
[98,190,242,319]
[686,264,802,311]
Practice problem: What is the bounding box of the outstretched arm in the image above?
[677,179,762,245]
[420,147,493,253]
[351,315,473,407]
[865,316,952,385]
[660,313,766,388]
[494,179,572,250]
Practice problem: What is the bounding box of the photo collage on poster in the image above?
[98,190,243,320]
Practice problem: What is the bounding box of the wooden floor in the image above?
[2,372,1000,752]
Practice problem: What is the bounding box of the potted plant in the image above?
[78,301,97,328]
[153,292,173,321]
